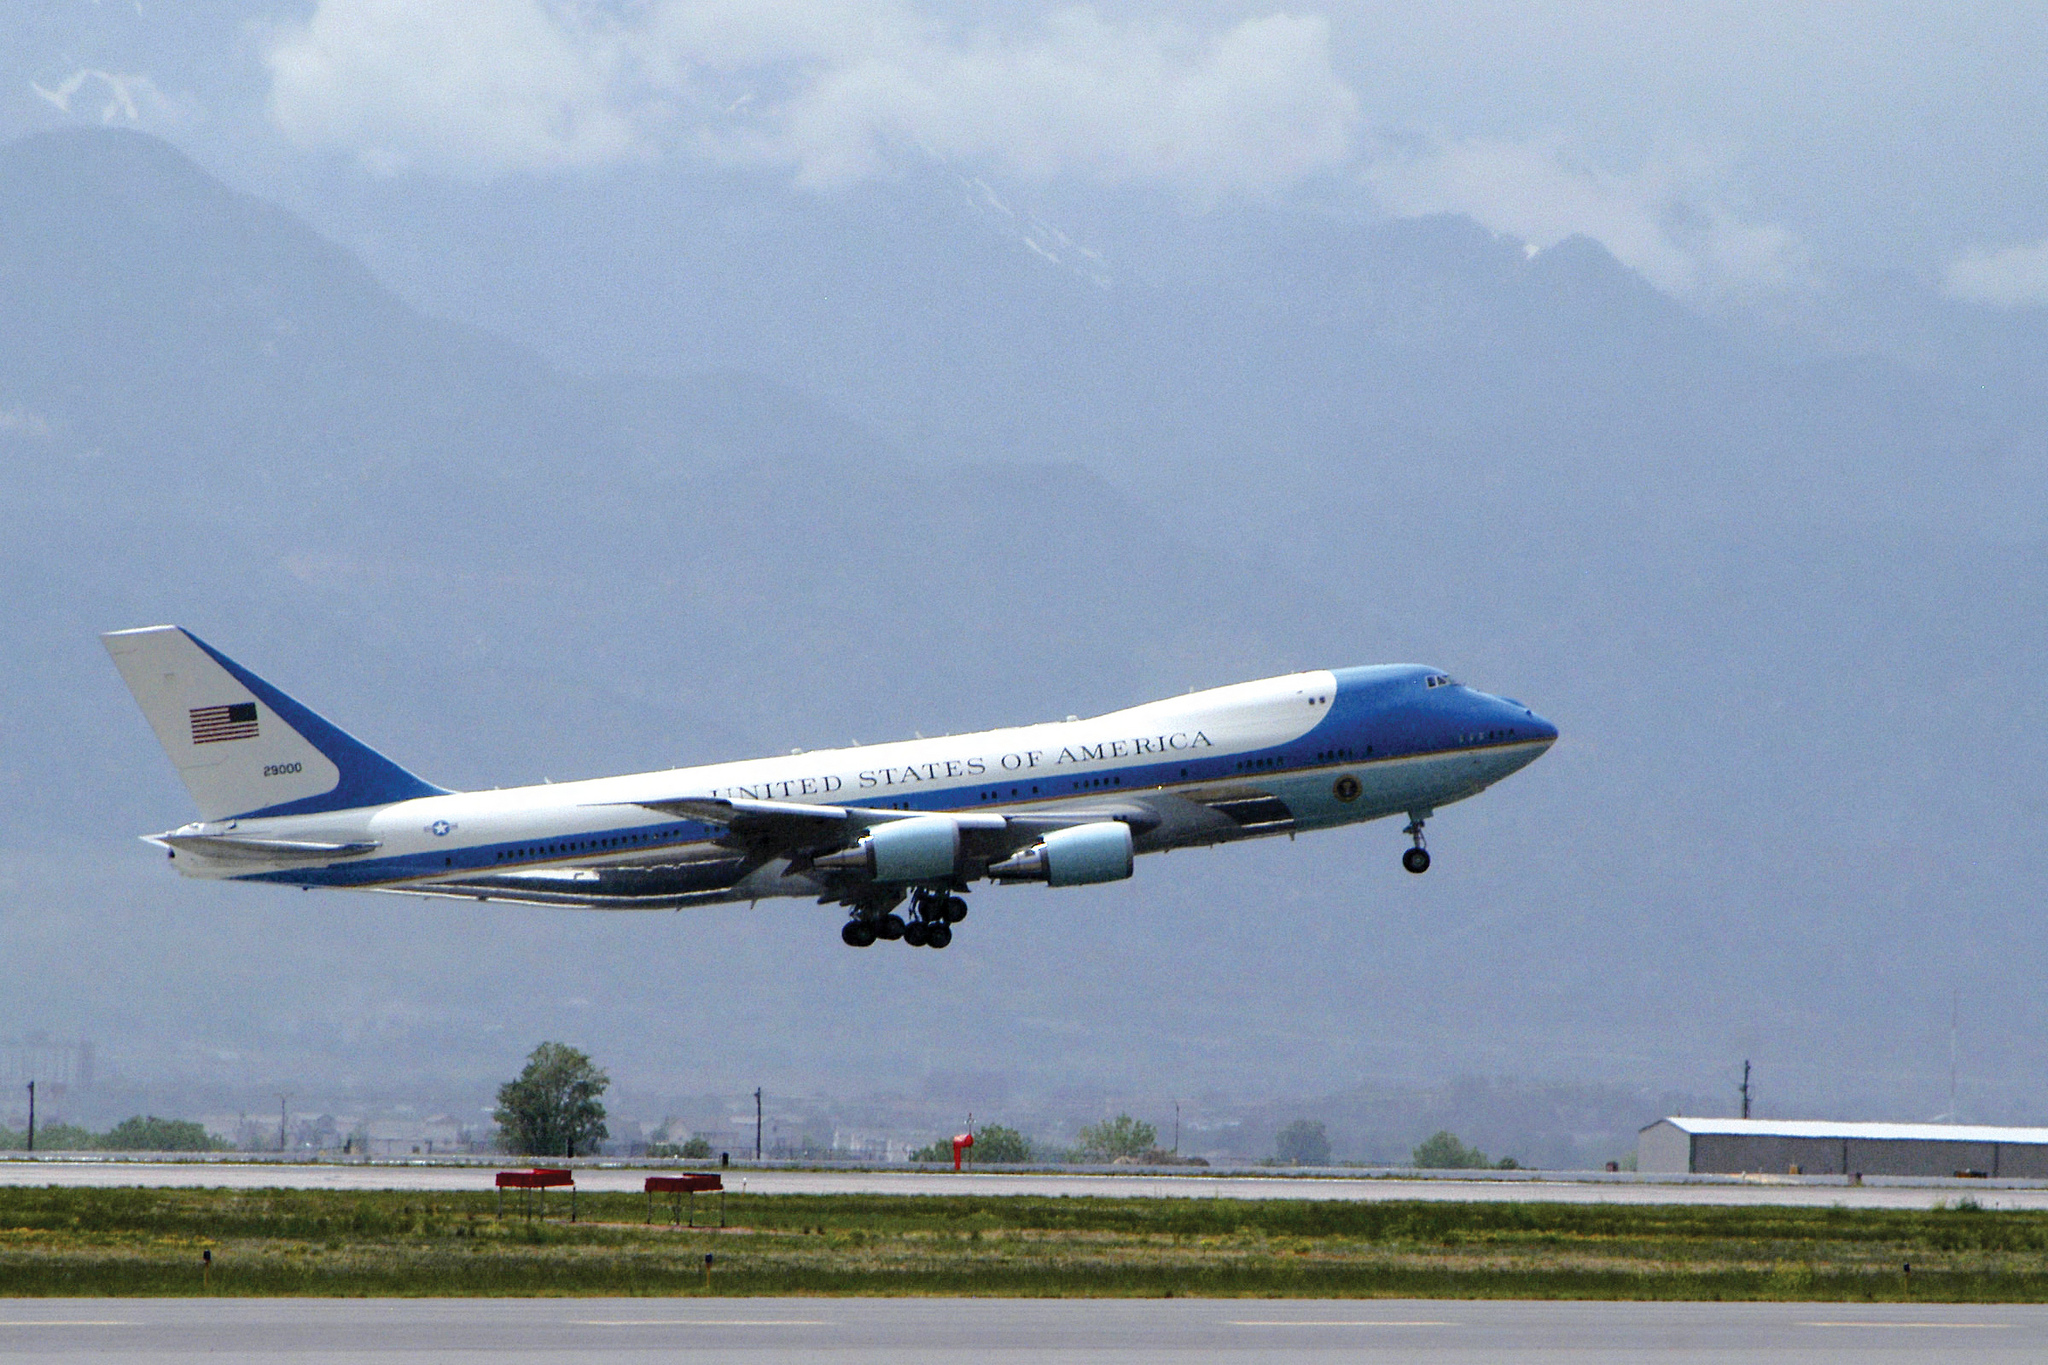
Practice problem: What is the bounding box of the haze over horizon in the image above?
[2,3,2045,1163]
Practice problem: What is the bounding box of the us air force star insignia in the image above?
[429,820,452,836]
[1333,776,1361,803]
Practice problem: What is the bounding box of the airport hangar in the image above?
[1640,1117,2048,1177]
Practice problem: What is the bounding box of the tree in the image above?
[1275,1119,1331,1166]
[494,1042,609,1157]
[22,1122,94,1151]
[1075,1114,1156,1161]
[1412,1130,1491,1169]
[913,1127,1039,1164]
[971,1124,1034,1164]
[647,1123,714,1160]
[647,1135,713,1159]
[100,1116,224,1151]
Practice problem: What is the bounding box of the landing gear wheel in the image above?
[925,921,953,949]
[940,895,968,924]
[903,919,932,947]
[875,913,906,941]
[1401,816,1430,874]
[841,919,877,947]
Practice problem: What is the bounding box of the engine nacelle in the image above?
[987,820,1134,887]
[814,815,961,883]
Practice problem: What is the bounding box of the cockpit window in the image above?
[1424,674,1457,689]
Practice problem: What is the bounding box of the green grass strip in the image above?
[3,1187,2045,1300]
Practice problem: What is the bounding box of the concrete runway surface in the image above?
[5,1159,2048,1209]
[0,1298,2044,1363]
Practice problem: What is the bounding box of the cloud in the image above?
[748,10,1357,194]
[1364,135,1806,296]
[1944,241,2048,309]
[265,0,1357,195]
[31,70,176,125]
[266,0,643,174]
[262,2,1815,300]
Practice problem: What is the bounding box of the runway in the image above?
[0,1298,2042,1362]
[5,1158,2048,1208]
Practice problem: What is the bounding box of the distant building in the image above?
[0,1038,93,1093]
[1640,1117,2048,1177]
[602,1119,646,1157]
[833,1129,909,1162]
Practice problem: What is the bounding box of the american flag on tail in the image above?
[190,702,258,744]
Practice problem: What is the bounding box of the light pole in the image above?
[754,1088,762,1162]
[278,1095,290,1152]
[25,1081,34,1153]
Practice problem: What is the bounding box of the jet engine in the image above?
[814,815,961,882]
[987,820,1134,886]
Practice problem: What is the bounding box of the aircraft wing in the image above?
[627,796,935,838]
[616,795,1160,864]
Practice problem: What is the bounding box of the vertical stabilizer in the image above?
[101,627,447,821]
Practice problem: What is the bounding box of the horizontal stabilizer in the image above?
[157,833,382,862]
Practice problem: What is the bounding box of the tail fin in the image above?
[101,626,447,821]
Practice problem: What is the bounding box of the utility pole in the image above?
[1950,988,1959,1123]
[25,1081,34,1153]
[754,1088,762,1162]
[278,1095,290,1152]
[1739,1061,1752,1120]
[1173,1100,1180,1154]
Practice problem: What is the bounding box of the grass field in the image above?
[4,1187,2048,1299]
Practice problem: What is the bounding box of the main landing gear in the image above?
[1401,818,1431,874]
[841,891,967,948]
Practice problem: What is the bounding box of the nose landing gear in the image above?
[1401,818,1431,874]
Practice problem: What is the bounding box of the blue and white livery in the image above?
[103,627,1557,949]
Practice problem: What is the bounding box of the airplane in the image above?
[103,626,1557,949]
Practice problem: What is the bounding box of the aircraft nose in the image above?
[1494,696,1557,744]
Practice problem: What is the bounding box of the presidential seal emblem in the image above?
[1332,775,1361,803]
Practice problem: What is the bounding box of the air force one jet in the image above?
[104,627,1556,949]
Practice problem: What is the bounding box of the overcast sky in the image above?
[6,1,2047,303]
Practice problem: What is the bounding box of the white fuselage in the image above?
[152,665,1556,912]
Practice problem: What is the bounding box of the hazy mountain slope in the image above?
[306,166,2048,545]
